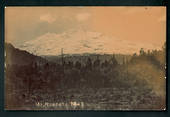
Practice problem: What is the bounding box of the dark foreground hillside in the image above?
[5,43,166,110]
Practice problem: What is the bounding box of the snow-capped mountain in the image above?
[17,29,158,56]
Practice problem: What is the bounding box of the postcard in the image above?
[5,7,166,110]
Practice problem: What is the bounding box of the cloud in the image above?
[76,12,91,21]
[40,13,56,23]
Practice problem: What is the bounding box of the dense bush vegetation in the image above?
[5,43,166,110]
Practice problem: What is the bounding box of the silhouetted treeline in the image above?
[5,43,166,110]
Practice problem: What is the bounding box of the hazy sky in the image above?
[5,7,166,54]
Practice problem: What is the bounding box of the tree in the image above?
[162,42,166,52]
[67,61,73,68]
[110,54,118,66]
[133,53,137,57]
[140,48,145,55]
[101,60,109,68]
[75,61,81,69]
[147,50,151,55]
[86,58,92,70]
[93,56,100,68]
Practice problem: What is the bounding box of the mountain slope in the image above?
[18,29,158,56]
[5,43,46,65]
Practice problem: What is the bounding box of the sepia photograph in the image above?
[5,7,166,110]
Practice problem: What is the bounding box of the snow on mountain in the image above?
[18,29,159,56]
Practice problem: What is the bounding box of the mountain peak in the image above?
[17,29,158,56]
